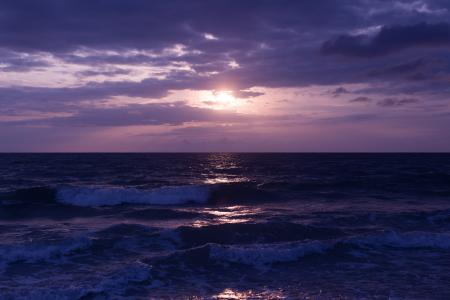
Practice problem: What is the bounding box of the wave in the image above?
[0,222,342,266]
[209,240,332,267]
[0,236,91,267]
[198,230,450,268]
[1,262,153,300]
[309,209,450,230]
[1,182,274,207]
[0,224,164,268]
[56,185,211,206]
[123,208,202,220]
[174,222,344,248]
[346,230,450,249]
[3,222,450,274]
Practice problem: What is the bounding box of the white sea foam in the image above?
[56,185,211,207]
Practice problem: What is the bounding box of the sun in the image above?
[211,90,238,109]
[214,90,234,103]
[197,89,244,110]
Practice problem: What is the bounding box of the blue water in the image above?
[1,153,450,299]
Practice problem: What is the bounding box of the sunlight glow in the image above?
[209,90,241,109]
[191,206,262,227]
[214,289,285,299]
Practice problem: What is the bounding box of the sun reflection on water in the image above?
[214,288,285,299]
[204,177,248,184]
[191,206,262,227]
[203,153,249,185]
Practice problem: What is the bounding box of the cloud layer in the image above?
[1,0,450,151]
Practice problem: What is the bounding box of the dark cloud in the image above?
[233,90,265,98]
[367,58,426,77]
[0,1,449,105]
[202,101,216,106]
[321,22,450,57]
[0,80,170,110]
[2,102,253,127]
[377,98,420,107]
[0,0,371,92]
[76,68,132,78]
[0,0,360,52]
[319,113,379,124]
[0,73,209,111]
[1,0,450,152]
[349,96,420,107]
[330,87,350,97]
[349,96,372,103]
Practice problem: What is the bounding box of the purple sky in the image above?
[1,0,450,152]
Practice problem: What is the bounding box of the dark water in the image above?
[1,153,450,299]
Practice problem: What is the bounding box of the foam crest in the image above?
[56,185,210,207]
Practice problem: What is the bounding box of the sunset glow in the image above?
[2,2,450,298]
[211,91,238,109]
[0,0,449,152]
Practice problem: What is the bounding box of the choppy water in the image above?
[1,153,450,299]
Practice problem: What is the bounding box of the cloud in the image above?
[393,1,447,15]
[330,87,350,97]
[348,96,420,107]
[1,1,450,151]
[1,2,449,105]
[76,67,132,78]
[2,102,254,127]
[321,22,450,57]
[349,96,372,103]
[0,50,50,72]
[0,0,360,52]
[319,113,379,124]
[367,58,426,76]
[377,97,420,107]
[233,90,265,98]
[0,75,201,111]
[366,1,448,17]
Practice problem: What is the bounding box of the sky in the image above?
[1,0,450,152]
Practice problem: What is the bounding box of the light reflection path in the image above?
[202,153,249,185]
[192,206,263,227]
[214,288,285,299]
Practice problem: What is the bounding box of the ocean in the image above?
[1,153,450,299]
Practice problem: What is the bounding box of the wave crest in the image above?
[207,230,450,267]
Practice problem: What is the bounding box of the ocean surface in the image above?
[1,153,450,299]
